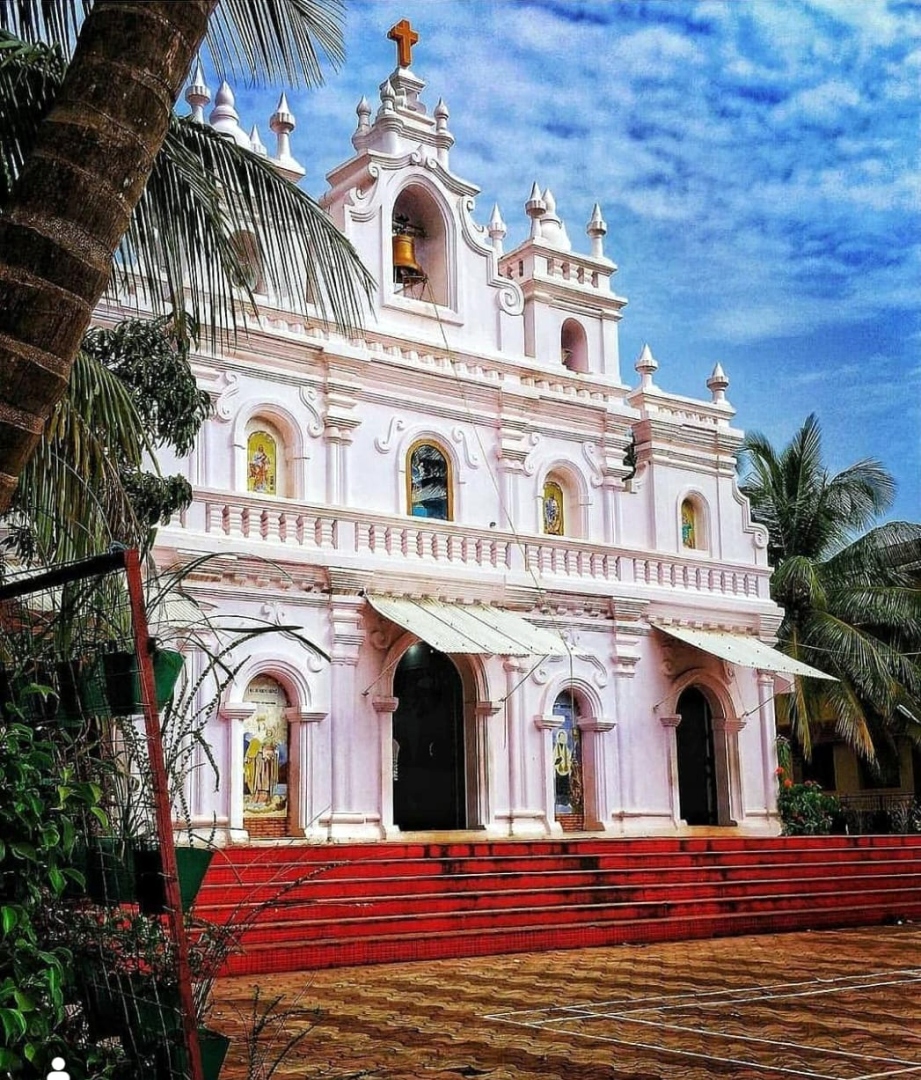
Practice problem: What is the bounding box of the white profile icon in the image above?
[47,1058,69,1080]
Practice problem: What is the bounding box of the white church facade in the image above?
[114,25,828,844]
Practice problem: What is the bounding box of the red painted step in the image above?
[196,835,921,974]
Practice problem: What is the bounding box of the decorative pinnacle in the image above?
[635,343,659,390]
[586,203,607,258]
[707,362,730,404]
[356,95,372,130]
[525,182,546,240]
[434,97,449,131]
[488,204,507,256]
[185,59,211,122]
[249,125,267,157]
[270,92,295,135]
[379,77,396,113]
[211,80,239,121]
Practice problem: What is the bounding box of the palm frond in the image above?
[114,115,374,341]
[207,0,345,88]
[0,0,90,49]
[0,29,64,205]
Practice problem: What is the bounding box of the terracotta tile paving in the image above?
[211,925,921,1079]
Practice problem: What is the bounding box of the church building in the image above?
[122,23,829,844]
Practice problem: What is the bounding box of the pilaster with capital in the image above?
[284,706,327,836]
[218,702,257,838]
[534,712,565,836]
[372,696,399,834]
[712,714,744,826]
[579,715,617,831]
[757,671,780,818]
[659,713,682,827]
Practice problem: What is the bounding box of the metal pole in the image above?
[124,548,204,1080]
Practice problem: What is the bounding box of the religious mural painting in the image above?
[247,430,277,495]
[242,675,289,820]
[409,441,450,519]
[681,499,697,548]
[543,479,565,536]
[553,690,584,822]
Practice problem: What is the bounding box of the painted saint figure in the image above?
[247,430,277,494]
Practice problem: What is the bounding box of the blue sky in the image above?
[219,0,919,524]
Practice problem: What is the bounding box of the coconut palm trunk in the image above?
[0,1,216,512]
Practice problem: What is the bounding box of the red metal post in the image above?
[124,548,204,1080]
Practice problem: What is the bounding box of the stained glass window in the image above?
[242,676,289,818]
[247,431,277,495]
[543,480,565,535]
[681,499,696,548]
[409,442,450,520]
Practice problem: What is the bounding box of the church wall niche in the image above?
[561,318,589,373]
[678,491,710,553]
[391,183,451,307]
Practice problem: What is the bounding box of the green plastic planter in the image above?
[134,846,215,914]
[92,648,185,716]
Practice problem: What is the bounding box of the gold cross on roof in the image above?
[388,18,419,68]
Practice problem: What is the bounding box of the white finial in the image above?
[707,362,730,404]
[379,78,396,113]
[356,95,371,130]
[185,59,210,123]
[525,182,546,240]
[586,203,607,259]
[434,97,449,131]
[635,343,659,390]
[210,80,250,147]
[270,92,296,161]
[249,124,267,156]
[539,188,571,251]
[488,204,507,257]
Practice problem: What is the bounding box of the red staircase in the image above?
[196,835,921,975]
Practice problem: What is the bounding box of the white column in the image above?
[534,713,565,836]
[659,714,682,827]
[758,671,780,822]
[284,707,326,837]
[579,716,617,831]
[372,696,399,836]
[217,703,256,842]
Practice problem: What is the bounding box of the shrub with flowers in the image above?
[775,763,842,835]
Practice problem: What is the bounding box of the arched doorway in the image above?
[392,643,466,830]
[676,687,718,826]
[553,690,584,830]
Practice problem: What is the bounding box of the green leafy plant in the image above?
[775,740,842,835]
[0,715,105,1073]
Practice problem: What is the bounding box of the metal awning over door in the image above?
[654,623,835,680]
[367,595,572,657]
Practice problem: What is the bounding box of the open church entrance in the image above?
[393,643,466,831]
[676,687,719,826]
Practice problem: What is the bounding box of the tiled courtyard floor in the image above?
[211,925,921,1079]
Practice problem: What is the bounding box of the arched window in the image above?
[391,185,450,306]
[561,319,588,373]
[553,690,583,820]
[543,479,565,536]
[408,441,452,520]
[680,496,709,551]
[247,429,278,495]
[242,675,290,820]
[230,230,264,293]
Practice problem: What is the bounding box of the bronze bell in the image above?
[392,233,426,286]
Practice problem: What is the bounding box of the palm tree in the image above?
[740,413,921,761]
[0,0,373,516]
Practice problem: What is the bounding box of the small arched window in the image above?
[681,498,698,549]
[543,479,565,536]
[561,319,588,373]
[408,441,452,520]
[230,230,264,293]
[247,429,278,495]
[242,675,290,819]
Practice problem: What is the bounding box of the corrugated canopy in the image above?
[654,624,836,680]
[367,596,572,657]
